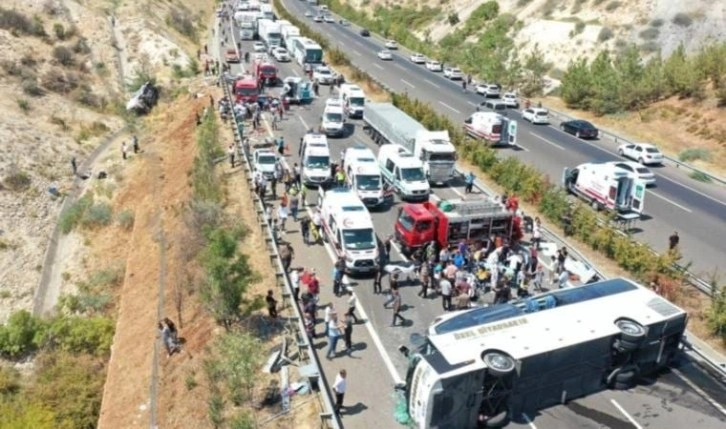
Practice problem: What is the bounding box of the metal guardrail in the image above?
[223,18,341,428]
[274,1,726,379]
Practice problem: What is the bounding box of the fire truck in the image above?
[394,198,519,254]
[253,57,279,86]
[233,74,259,103]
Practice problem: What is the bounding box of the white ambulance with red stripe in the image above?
[463,111,517,147]
[563,162,646,215]
[317,187,379,274]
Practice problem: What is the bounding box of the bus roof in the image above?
[428,278,686,370]
[294,37,322,49]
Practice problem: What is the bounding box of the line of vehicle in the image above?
[610,399,643,429]
[400,79,415,89]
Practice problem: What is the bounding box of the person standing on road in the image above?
[465,172,475,194]
[341,314,353,354]
[279,241,294,271]
[289,193,299,221]
[324,304,336,337]
[418,262,430,298]
[266,290,278,319]
[669,231,679,252]
[390,289,406,327]
[440,277,452,311]
[326,313,341,359]
[71,156,77,176]
[300,216,311,245]
[277,204,289,232]
[373,256,384,294]
[383,272,400,308]
[332,370,347,414]
[346,289,359,323]
[228,143,235,168]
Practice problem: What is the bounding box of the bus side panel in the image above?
[429,372,483,429]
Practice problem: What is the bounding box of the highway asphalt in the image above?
[282,0,726,279]
[218,12,726,428]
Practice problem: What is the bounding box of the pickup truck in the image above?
[225,48,240,63]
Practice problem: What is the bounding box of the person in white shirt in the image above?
[332,369,347,414]
[532,217,542,249]
[439,248,450,264]
[289,269,300,301]
[346,290,359,323]
[439,278,452,311]
[558,270,570,289]
[324,304,336,337]
[277,204,289,231]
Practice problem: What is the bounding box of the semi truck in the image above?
[280,24,301,48]
[235,11,257,40]
[257,18,282,47]
[463,111,518,147]
[363,102,457,185]
[394,198,517,254]
[253,56,278,86]
[562,162,646,215]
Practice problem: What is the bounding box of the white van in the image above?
[377,144,430,202]
[321,98,346,137]
[340,83,366,118]
[301,133,331,186]
[344,144,384,207]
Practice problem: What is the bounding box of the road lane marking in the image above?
[439,101,460,114]
[291,69,300,77]
[298,115,310,130]
[610,399,643,429]
[529,132,564,150]
[354,39,364,48]
[449,186,465,198]
[394,63,407,71]
[467,101,477,107]
[522,413,537,429]
[400,79,415,88]
[672,368,726,416]
[373,63,384,70]
[648,190,693,213]
[424,78,441,89]
[352,49,362,56]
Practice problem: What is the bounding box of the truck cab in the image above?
[321,98,346,137]
[394,199,515,253]
[563,162,645,215]
[339,84,366,119]
[464,111,518,147]
[378,145,430,202]
[344,144,384,207]
[317,187,379,274]
[414,130,457,185]
[301,133,331,186]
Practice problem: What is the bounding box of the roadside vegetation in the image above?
[276,0,726,346]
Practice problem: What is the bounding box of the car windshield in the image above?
[401,167,425,181]
[325,112,343,122]
[349,97,365,106]
[581,122,594,129]
[397,212,415,231]
[636,167,651,174]
[428,152,456,162]
[305,155,329,169]
[536,111,548,116]
[317,69,331,76]
[236,86,257,96]
[356,174,380,190]
[645,147,660,153]
[258,155,276,165]
[343,228,376,250]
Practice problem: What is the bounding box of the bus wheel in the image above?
[607,364,639,389]
[615,319,646,346]
[481,350,516,378]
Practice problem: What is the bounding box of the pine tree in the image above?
[560,57,593,109]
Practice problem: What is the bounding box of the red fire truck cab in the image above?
[254,58,278,85]
[394,199,519,253]
[234,74,259,103]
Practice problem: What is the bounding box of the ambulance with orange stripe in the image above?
[343,144,385,208]
[317,187,379,274]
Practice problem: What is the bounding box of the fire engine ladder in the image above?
[450,199,507,217]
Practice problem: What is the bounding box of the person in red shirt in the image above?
[506,194,519,212]
[307,273,320,302]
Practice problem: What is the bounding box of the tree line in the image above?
[561,43,726,115]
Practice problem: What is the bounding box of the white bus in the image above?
[400,278,687,428]
[291,37,323,67]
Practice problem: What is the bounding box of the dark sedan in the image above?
[560,120,599,139]
[360,28,370,37]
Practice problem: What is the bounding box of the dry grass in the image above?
[333,63,390,102]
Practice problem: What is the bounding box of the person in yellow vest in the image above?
[335,168,345,186]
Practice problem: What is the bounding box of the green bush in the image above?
[639,27,659,40]
[116,209,135,230]
[0,9,47,37]
[166,8,197,41]
[192,112,223,204]
[598,27,614,42]
[707,286,726,345]
[52,45,74,66]
[80,202,112,229]
[678,148,711,162]
[3,170,32,191]
[0,310,44,358]
[22,78,43,96]
[672,12,693,27]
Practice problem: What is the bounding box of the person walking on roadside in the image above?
[71,156,77,176]
[341,314,353,354]
[332,370,347,414]
[373,258,384,295]
[121,141,128,160]
[333,256,346,297]
[228,143,235,168]
[290,268,300,302]
[324,304,336,337]
[279,241,294,271]
[326,313,341,359]
[277,204,289,232]
[668,231,679,252]
[439,277,452,311]
[266,290,278,319]
[346,289,359,323]
[289,193,299,221]
[465,172,475,194]
[418,262,430,298]
[390,289,406,327]
[383,272,400,308]
[300,216,311,245]
[132,135,139,154]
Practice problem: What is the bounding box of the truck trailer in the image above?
[257,18,282,47]
[363,102,457,185]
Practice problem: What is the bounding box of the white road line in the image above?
[648,190,693,213]
[297,115,309,130]
[352,49,362,56]
[291,69,300,77]
[658,173,726,208]
[439,101,461,114]
[529,132,565,150]
[354,40,364,48]
[467,101,477,107]
[449,186,465,198]
[522,413,537,429]
[610,399,643,429]
[394,63,407,71]
[373,63,384,70]
[307,205,405,386]
[400,79,415,88]
[672,368,726,417]
[424,78,441,89]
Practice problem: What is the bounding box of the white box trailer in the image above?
[364,102,456,185]
[280,24,301,48]
[257,18,282,47]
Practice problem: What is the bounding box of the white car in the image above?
[443,67,463,80]
[272,47,290,62]
[253,42,266,53]
[323,15,334,23]
[377,50,393,61]
[313,66,335,84]
[253,149,278,179]
[425,60,442,72]
[410,53,426,64]
[314,15,323,22]
[522,107,550,124]
[476,83,500,97]
[612,161,656,186]
[502,92,519,108]
[304,11,313,17]
[618,143,664,165]
[385,39,398,49]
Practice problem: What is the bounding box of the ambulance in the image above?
[562,162,646,215]
[377,144,430,202]
[339,83,366,118]
[463,111,517,147]
[317,187,379,274]
[343,144,385,207]
[321,98,346,137]
[301,133,331,187]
